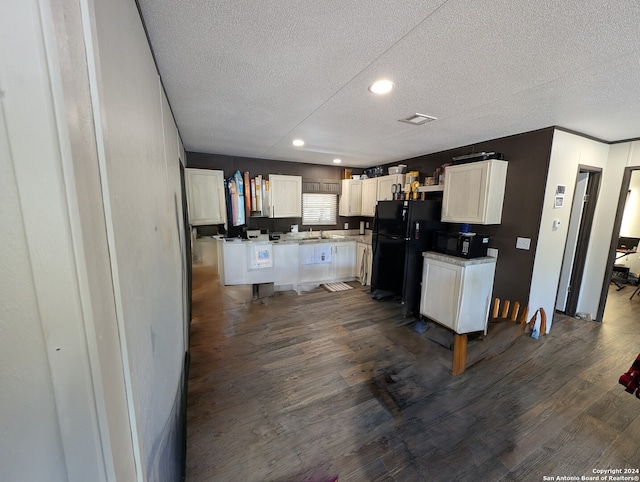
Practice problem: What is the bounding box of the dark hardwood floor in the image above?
[186,266,640,481]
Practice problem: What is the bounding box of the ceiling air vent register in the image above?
[399,113,437,125]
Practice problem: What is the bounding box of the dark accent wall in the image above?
[186,152,368,234]
[382,128,555,305]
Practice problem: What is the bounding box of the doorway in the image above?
[556,167,602,317]
[597,167,640,321]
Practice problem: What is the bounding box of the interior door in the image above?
[556,172,588,311]
[558,167,601,317]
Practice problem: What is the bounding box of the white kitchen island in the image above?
[420,251,497,375]
[216,232,371,293]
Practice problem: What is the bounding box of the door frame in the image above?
[562,166,602,316]
[597,166,636,322]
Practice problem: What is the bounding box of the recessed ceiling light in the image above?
[368,79,394,95]
[333,158,342,164]
[292,139,305,146]
[398,113,437,125]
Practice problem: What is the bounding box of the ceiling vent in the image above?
[398,113,437,125]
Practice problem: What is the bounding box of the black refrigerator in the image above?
[371,200,443,318]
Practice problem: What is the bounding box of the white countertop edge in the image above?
[218,234,372,246]
[422,251,497,266]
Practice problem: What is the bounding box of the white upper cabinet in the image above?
[376,174,404,201]
[361,178,378,217]
[185,168,226,226]
[269,174,302,218]
[441,159,508,225]
[339,179,362,216]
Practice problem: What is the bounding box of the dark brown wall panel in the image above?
[381,128,554,306]
[186,152,367,233]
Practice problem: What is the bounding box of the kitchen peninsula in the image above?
[214,230,372,293]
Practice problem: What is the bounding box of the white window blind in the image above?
[302,193,337,225]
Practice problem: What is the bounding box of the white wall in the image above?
[0,66,69,482]
[1,1,110,479]
[580,141,640,316]
[1,0,187,479]
[529,130,609,329]
[88,0,186,476]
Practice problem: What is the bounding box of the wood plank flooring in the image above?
[186,266,640,481]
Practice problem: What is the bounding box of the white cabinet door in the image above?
[420,259,462,331]
[185,168,226,225]
[376,174,404,201]
[269,174,302,218]
[361,178,378,217]
[221,242,248,285]
[339,180,362,216]
[274,243,299,291]
[332,241,356,280]
[441,160,508,224]
[420,255,496,334]
[298,243,332,283]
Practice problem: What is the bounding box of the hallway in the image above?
[185,265,639,481]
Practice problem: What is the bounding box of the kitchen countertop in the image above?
[422,251,496,266]
[217,231,372,246]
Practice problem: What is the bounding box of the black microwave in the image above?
[432,231,490,258]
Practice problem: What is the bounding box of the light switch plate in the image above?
[516,237,531,250]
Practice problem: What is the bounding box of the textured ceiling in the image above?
[137,0,640,167]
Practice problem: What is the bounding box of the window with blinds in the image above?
[302,193,338,225]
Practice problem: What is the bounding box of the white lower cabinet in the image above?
[220,241,275,285]
[420,252,496,334]
[299,243,333,284]
[274,243,299,291]
[220,239,358,290]
[220,242,248,285]
[333,241,356,280]
[298,241,357,287]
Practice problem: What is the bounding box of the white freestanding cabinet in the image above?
[269,174,302,218]
[420,251,497,376]
[441,159,508,224]
[361,178,378,216]
[420,252,496,335]
[376,174,405,201]
[333,241,357,280]
[185,168,226,225]
[339,179,362,216]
